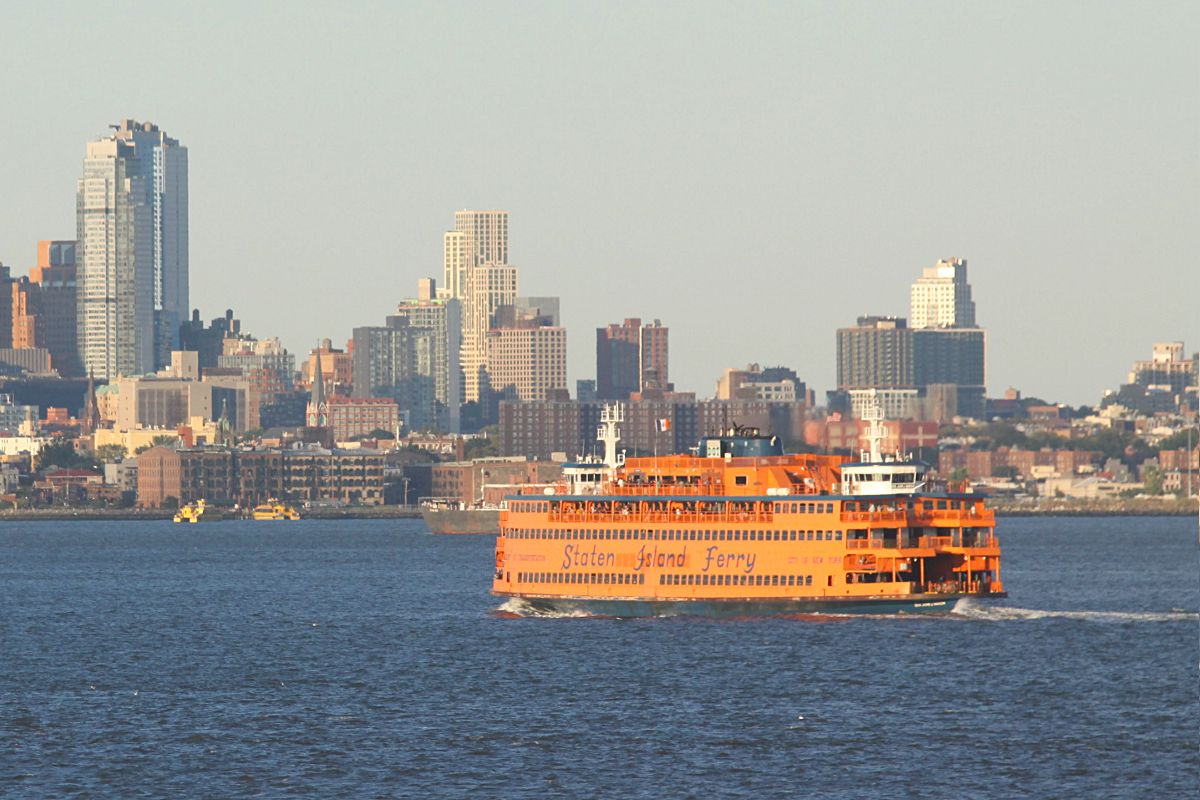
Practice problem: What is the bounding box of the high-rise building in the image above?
[515,297,560,326]
[12,241,80,376]
[463,264,518,402]
[913,328,986,417]
[180,309,241,369]
[301,339,354,396]
[910,258,975,329]
[0,264,14,349]
[596,318,670,400]
[440,211,515,404]
[386,278,462,431]
[217,337,296,405]
[442,231,470,300]
[1128,341,1198,396]
[453,210,508,273]
[486,324,567,403]
[836,316,914,390]
[77,120,187,379]
[717,364,810,404]
[352,319,438,433]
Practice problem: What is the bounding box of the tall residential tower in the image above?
[76,120,187,379]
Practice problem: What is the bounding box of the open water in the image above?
[1,516,1196,799]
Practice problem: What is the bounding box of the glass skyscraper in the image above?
[77,120,187,378]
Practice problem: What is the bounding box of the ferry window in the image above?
[835,531,843,541]
[923,501,933,510]
[845,502,856,511]
[771,576,779,586]
[787,576,795,586]
[735,476,747,485]
[937,501,948,510]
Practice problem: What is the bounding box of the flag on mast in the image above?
[656,418,671,432]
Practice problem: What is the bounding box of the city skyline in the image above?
[1,3,1196,405]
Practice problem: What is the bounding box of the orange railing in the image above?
[604,483,722,497]
[549,507,775,525]
[841,510,907,523]
[845,539,883,550]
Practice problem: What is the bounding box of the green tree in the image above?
[949,467,970,482]
[96,444,127,463]
[1142,465,1164,495]
[134,435,179,455]
[35,440,99,472]
[464,428,499,459]
[1155,427,1198,453]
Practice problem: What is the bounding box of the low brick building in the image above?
[137,445,386,508]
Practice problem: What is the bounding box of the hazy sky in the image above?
[2,1,1196,406]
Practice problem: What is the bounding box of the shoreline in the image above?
[0,507,425,522]
[0,504,1195,522]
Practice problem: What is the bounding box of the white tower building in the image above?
[909,258,975,329]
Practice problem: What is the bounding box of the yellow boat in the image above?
[173,499,212,523]
[251,501,301,521]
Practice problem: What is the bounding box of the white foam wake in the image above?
[951,597,1198,623]
[494,597,598,618]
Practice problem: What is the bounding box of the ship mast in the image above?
[859,390,885,463]
[598,403,624,468]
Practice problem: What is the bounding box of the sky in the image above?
[1,1,1196,406]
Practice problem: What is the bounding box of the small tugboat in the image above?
[250,500,301,521]
[173,499,218,523]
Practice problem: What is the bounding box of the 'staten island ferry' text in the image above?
[493,404,1004,616]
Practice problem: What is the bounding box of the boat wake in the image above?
[492,598,608,619]
[951,597,1198,623]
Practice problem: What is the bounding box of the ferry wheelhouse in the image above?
[492,404,1004,615]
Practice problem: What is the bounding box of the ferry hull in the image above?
[422,508,501,534]
[497,591,1007,618]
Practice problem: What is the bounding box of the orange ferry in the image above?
[493,404,1004,616]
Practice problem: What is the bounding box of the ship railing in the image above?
[841,510,907,523]
[917,534,998,549]
[911,508,995,524]
[918,535,954,548]
[549,509,776,524]
[845,538,884,550]
[605,484,719,496]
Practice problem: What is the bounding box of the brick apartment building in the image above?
[137,445,386,507]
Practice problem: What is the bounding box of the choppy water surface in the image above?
[1,516,1196,798]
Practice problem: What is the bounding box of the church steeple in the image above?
[306,344,329,428]
[81,370,101,435]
